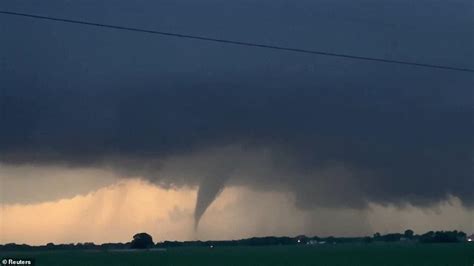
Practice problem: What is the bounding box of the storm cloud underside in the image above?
[1,0,473,227]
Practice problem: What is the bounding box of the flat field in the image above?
[2,243,473,266]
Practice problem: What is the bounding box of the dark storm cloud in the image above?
[1,0,473,224]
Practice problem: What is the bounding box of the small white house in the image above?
[306,240,326,245]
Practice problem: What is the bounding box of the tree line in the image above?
[0,230,469,251]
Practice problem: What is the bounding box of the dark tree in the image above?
[373,232,381,240]
[130,233,154,249]
[404,229,414,239]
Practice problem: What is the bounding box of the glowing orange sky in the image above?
[1,178,472,245]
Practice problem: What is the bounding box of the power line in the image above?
[1,10,473,73]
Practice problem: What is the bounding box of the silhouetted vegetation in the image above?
[419,231,467,243]
[404,229,414,239]
[0,230,470,251]
[131,233,154,249]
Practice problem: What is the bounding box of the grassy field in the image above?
[2,243,473,266]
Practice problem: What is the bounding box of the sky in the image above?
[0,0,473,244]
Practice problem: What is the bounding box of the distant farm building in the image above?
[306,240,326,245]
